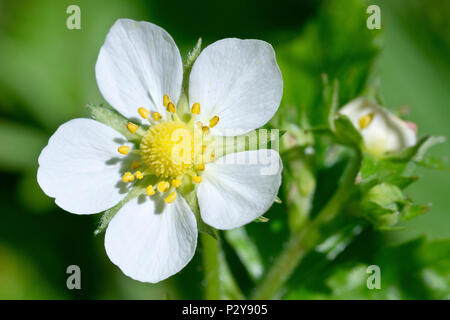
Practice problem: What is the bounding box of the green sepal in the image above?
[86,103,145,143]
[213,129,286,159]
[401,203,430,221]
[254,216,269,223]
[182,37,202,92]
[333,114,363,149]
[94,178,150,235]
[385,135,446,162]
[360,183,404,228]
[182,188,218,240]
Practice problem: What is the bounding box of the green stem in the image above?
[201,233,221,299]
[251,150,362,299]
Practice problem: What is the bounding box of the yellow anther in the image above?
[191,103,201,115]
[157,181,170,193]
[127,122,139,134]
[130,160,141,170]
[209,116,219,128]
[210,153,215,162]
[359,112,375,129]
[135,171,144,180]
[202,126,210,134]
[146,185,155,196]
[164,192,177,204]
[167,102,176,113]
[172,179,182,188]
[152,112,162,121]
[197,163,205,171]
[192,175,202,184]
[122,172,135,183]
[138,107,150,119]
[118,146,130,155]
[202,145,207,154]
[163,94,170,107]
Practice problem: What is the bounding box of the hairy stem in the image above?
[251,150,362,299]
[201,233,221,299]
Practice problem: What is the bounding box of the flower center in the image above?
[140,120,194,179]
[116,94,219,204]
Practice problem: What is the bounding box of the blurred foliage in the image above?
[285,236,450,299]
[0,0,448,299]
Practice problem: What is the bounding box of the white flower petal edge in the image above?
[340,98,417,155]
[37,119,131,214]
[96,19,183,120]
[189,38,283,136]
[198,149,282,230]
[105,194,198,283]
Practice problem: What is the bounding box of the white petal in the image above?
[198,149,282,229]
[96,19,183,120]
[340,98,417,156]
[105,194,197,283]
[37,119,131,214]
[189,38,283,135]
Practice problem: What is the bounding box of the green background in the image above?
[0,0,448,299]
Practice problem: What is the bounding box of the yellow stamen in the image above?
[130,160,141,170]
[202,145,207,154]
[202,126,210,134]
[118,146,130,155]
[164,192,177,204]
[210,153,215,162]
[167,102,176,113]
[172,179,182,188]
[146,185,155,196]
[197,163,205,171]
[152,112,162,121]
[122,172,134,183]
[359,112,375,129]
[163,94,170,107]
[209,116,219,128]
[138,107,150,119]
[127,122,139,134]
[192,175,202,184]
[191,103,201,115]
[157,181,170,193]
[135,171,144,180]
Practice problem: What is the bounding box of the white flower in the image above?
[37,19,283,283]
[339,98,417,157]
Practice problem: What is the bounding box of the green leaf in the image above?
[359,153,413,187]
[286,237,450,299]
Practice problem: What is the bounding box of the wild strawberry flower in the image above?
[339,98,417,157]
[37,19,283,283]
